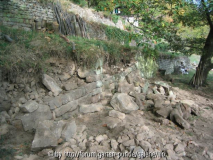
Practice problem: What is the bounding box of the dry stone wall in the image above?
[0,0,56,31]
[157,55,190,75]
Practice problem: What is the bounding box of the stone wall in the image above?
[157,55,190,75]
[0,0,56,31]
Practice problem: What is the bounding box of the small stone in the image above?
[111,139,118,150]
[95,135,105,143]
[122,139,135,147]
[109,110,125,120]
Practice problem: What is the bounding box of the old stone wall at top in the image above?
[0,0,56,31]
[157,55,190,75]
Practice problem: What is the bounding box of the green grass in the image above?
[0,25,139,77]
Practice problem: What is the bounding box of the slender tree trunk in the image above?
[189,28,213,88]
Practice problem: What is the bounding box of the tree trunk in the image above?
[189,28,213,88]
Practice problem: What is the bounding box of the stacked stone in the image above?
[157,55,190,75]
[0,0,55,31]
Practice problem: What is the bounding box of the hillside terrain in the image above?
[0,0,213,160]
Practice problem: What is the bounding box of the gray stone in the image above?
[122,139,135,147]
[0,101,11,112]
[139,141,152,152]
[79,103,104,114]
[77,68,90,78]
[170,107,190,129]
[84,82,97,94]
[109,110,125,120]
[0,124,10,136]
[64,82,78,91]
[104,116,123,129]
[61,120,77,141]
[133,146,145,159]
[59,73,71,81]
[111,139,118,150]
[78,93,92,104]
[117,80,134,93]
[174,143,185,154]
[142,81,150,94]
[42,74,62,96]
[31,120,66,151]
[110,93,139,113]
[95,135,105,143]
[54,100,78,117]
[20,101,39,113]
[20,104,52,131]
[156,106,173,118]
[86,75,101,83]
[67,88,86,101]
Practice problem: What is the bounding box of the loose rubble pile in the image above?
[0,60,213,160]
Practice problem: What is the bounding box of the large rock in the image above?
[54,100,78,117]
[42,74,62,96]
[170,104,190,129]
[20,104,52,131]
[110,93,139,113]
[79,103,104,114]
[181,100,198,115]
[31,120,66,151]
[20,101,39,113]
[156,106,173,118]
[61,120,77,141]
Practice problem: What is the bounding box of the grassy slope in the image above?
[0,25,138,77]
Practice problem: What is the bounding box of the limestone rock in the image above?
[133,146,145,158]
[31,120,66,151]
[104,116,123,129]
[61,120,77,141]
[141,81,150,94]
[0,124,10,136]
[174,143,185,154]
[156,106,173,118]
[139,141,152,152]
[109,110,125,120]
[111,139,118,150]
[181,100,198,115]
[64,82,78,91]
[77,68,90,78]
[86,75,101,83]
[95,135,105,143]
[20,104,52,131]
[110,93,139,113]
[170,105,190,129]
[54,100,78,117]
[117,80,134,93]
[122,139,135,147]
[59,72,71,81]
[20,101,39,113]
[79,103,104,114]
[42,74,62,96]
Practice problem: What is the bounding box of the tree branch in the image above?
[201,0,213,28]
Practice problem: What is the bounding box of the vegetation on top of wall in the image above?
[0,25,139,78]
